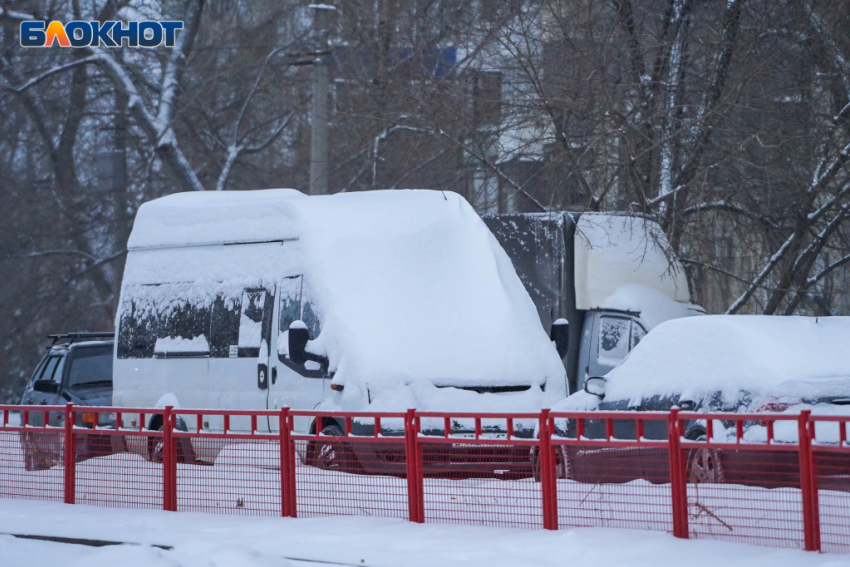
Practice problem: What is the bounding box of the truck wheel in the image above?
[686,435,723,484]
[306,424,358,472]
[532,446,569,482]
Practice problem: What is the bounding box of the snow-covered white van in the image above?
[113,189,566,466]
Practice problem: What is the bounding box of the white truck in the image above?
[484,212,703,394]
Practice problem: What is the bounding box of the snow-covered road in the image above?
[0,499,847,567]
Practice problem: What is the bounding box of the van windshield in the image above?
[67,346,113,388]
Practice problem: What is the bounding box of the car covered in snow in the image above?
[555,315,850,488]
[19,332,117,470]
[113,189,566,473]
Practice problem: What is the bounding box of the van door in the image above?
[268,275,326,433]
[206,286,274,433]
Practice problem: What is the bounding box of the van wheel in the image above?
[306,424,358,472]
[148,426,195,464]
[686,435,723,484]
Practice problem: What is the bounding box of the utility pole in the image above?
[309,4,334,195]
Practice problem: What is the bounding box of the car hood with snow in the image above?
[556,315,850,412]
[123,189,567,412]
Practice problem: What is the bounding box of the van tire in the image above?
[306,424,359,472]
[148,423,196,465]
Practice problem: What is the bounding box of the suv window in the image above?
[67,346,113,388]
[39,355,63,383]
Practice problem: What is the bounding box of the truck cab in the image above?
[484,212,703,393]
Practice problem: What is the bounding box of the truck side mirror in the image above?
[550,319,569,358]
[584,376,606,398]
[33,380,60,394]
[288,321,309,365]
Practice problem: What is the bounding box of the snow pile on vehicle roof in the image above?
[600,315,850,404]
[127,189,566,401]
[128,189,305,249]
[574,214,689,310]
[601,284,703,330]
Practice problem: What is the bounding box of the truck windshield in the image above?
[66,345,113,388]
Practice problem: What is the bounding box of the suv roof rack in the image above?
[48,332,113,346]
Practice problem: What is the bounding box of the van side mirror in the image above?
[33,380,60,394]
[584,376,606,398]
[288,321,309,365]
[550,318,569,358]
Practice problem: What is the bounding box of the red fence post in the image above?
[162,406,176,512]
[667,409,688,539]
[63,403,75,505]
[279,407,295,518]
[539,409,558,530]
[798,410,820,551]
[404,409,424,523]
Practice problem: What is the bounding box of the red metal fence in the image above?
[1,404,849,553]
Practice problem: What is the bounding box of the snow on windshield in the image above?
[125,189,566,408]
[600,315,850,405]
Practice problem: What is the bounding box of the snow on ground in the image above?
[0,499,847,567]
[3,431,850,553]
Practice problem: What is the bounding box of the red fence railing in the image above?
[1,404,849,553]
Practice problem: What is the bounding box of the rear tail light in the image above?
[754,402,792,413]
[752,401,792,426]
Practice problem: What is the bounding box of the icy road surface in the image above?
[0,499,847,567]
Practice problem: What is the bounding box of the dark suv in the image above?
[19,332,116,470]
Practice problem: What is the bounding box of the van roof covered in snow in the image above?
[124,189,566,402]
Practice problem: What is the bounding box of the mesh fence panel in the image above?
[177,437,282,516]
[811,417,850,553]
[0,429,64,502]
[293,437,409,519]
[419,441,543,529]
[557,444,673,532]
[73,431,163,509]
[683,448,804,549]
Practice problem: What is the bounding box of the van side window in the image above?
[118,284,274,360]
[279,276,302,333]
[118,284,211,359]
[302,301,322,340]
[209,295,240,357]
[117,300,158,359]
[238,290,269,357]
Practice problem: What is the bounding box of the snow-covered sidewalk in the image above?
[0,499,846,567]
